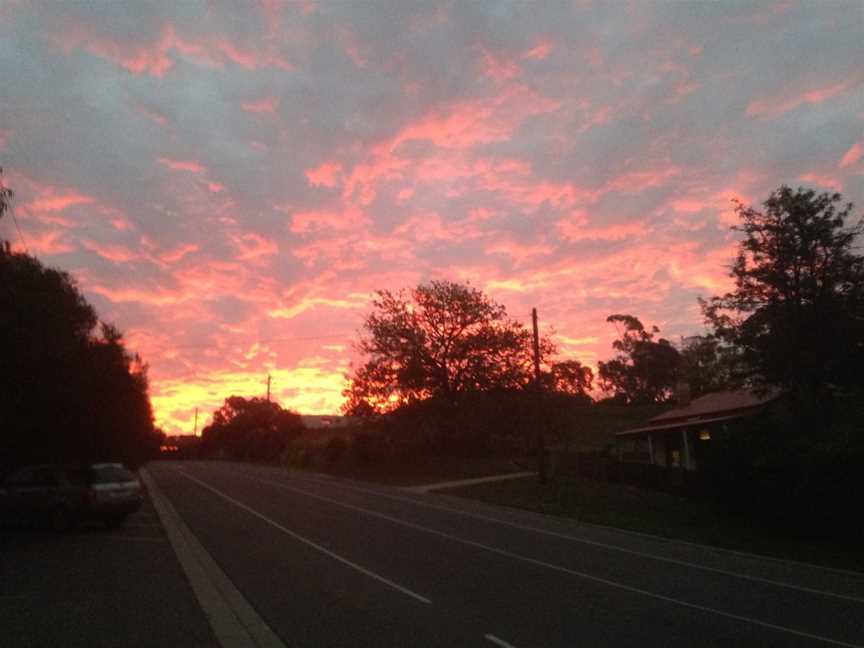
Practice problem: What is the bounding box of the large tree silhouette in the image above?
[200,397,304,461]
[702,186,863,428]
[343,280,554,415]
[1,249,159,469]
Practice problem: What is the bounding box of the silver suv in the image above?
[0,463,144,530]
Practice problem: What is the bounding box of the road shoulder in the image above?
[141,466,285,648]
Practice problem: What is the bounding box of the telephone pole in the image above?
[266,374,271,403]
[193,407,198,437]
[532,308,547,484]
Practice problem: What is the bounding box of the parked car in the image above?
[0,463,144,530]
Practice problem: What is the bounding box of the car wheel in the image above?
[50,506,75,532]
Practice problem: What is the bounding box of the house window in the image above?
[699,429,711,441]
[670,449,681,468]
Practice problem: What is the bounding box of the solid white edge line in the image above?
[270,469,864,604]
[244,472,864,648]
[141,467,286,648]
[485,633,518,648]
[175,468,432,605]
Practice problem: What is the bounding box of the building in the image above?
[615,389,781,471]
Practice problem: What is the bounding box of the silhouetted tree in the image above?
[200,396,304,462]
[702,186,863,430]
[678,334,740,398]
[546,359,594,400]
[343,280,554,415]
[598,314,680,404]
[0,248,158,470]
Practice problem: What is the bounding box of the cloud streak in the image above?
[1,1,861,433]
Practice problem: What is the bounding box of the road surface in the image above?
[146,460,864,648]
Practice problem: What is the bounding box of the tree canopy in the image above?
[702,186,863,424]
[343,280,556,415]
[597,314,680,404]
[677,334,740,398]
[200,396,305,461]
[1,247,159,470]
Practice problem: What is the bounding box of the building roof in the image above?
[649,389,780,423]
[616,389,781,437]
[616,413,742,437]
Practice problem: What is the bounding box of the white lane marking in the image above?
[242,473,863,648]
[485,634,518,648]
[175,468,431,605]
[143,468,286,648]
[264,469,864,604]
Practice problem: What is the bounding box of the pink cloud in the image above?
[606,165,681,193]
[233,232,279,260]
[81,239,139,263]
[746,75,863,117]
[21,230,74,256]
[480,47,520,83]
[135,104,169,126]
[486,240,554,264]
[290,208,365,233]
[241,97,278,113]
[305,162,343,188]
[669,199,706,214]
[557,218,649,242]
[158,157,205,173]
[159,243,199,264]
[799,173,843,193]
[523,40,552,61]
[839,142,862,168]
[52,23,292,78]
[207,181,225,193]
[24,192,94,212]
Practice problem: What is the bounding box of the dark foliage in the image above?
[0,248,159,470]
[343,281,555,415]
[702,394,864,532]
[598,314,680,404]
[200,396,305,462]
[678,334,741,398]
[702,186,864,431]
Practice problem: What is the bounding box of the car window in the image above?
[90,466,136,484]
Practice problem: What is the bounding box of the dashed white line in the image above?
[485,633,518,648]
[243,472,863,648]
[175,468,432,605]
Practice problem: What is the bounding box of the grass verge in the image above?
[442,476,864,573]
[286,454,532,487]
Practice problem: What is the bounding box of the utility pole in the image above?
[266,374,271,403]
[532,308,547,484]
[193,407,198,437]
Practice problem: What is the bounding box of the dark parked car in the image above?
[0,463,144,530]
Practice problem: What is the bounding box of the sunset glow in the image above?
[1,2,861,434]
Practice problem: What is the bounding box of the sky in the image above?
[1,1,862,434]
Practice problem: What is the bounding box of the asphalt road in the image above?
[148,460,864,648]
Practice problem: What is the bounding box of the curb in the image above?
[141,467,286,648]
